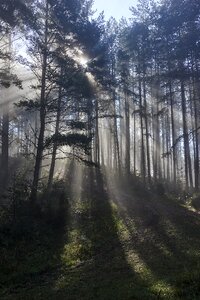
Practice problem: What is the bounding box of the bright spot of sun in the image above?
[79,56,89,68]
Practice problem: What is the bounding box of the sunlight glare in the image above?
[79,56,89,68]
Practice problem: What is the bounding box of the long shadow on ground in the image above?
[109,174,200,299]
[3,165,199,299]
[52,165,158,300]
[1,163,148,300]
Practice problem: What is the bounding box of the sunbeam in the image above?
[1,0,200,299]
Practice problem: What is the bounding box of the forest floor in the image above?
[1,163,200,299]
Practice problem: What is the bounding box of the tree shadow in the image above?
[52,165,159,300]
[110,174,200,298]
[3,164,200,299]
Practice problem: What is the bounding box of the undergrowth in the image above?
[1,170,200,299]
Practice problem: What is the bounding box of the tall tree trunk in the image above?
[94,98,100,165]
[47,83,62,191]
[139,76,146,181]
[193,60,200,191]
[169,80,177,184]
[143,75,151,183]
[133,101,136,175]
[1,31,11,188]
[125,90,130,175]
[30,0,48,202]
[180,80,193,189]
[153,82,161,182]
[113,91,121,171]
[1,108,9,186]
[166,112,170,182]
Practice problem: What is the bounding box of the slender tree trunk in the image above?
[119,95,123,166]
[30,0,48,202]
[180,80,193,189]
[1,32,11,188]
[47,84,62,191]
[139,76,146,181]
[125,90,130,175]
[166,112,170,182]
[169,80,177,184]
[143,75,151,183]
[193,60,200,190]
[154,84,161,182]
[1,108,9,186]
[87,98,93,163]
[94,98,100,165]
[133,102,136,175]
[162,114,166,179]
[113,91,121,171]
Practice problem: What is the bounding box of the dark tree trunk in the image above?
[181,80,193,189]
[47,83,62,191]
[169,80,177,184]
[1,109,9,186]
[94,98,100,166]
[143,76,151,183]
[113,91,121,171]
[125,90,130,175]
[139,76,146,181]
[193,60,200,191]
[30,1,48,202]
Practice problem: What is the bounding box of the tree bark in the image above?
[125,90,130,175]
[30,0,48,202]
[47,83,62,191]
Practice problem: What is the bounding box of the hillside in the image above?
[1,165,200,300]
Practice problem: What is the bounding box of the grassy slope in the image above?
[1,168,200,299]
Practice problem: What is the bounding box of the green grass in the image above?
[1,169,200,299]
